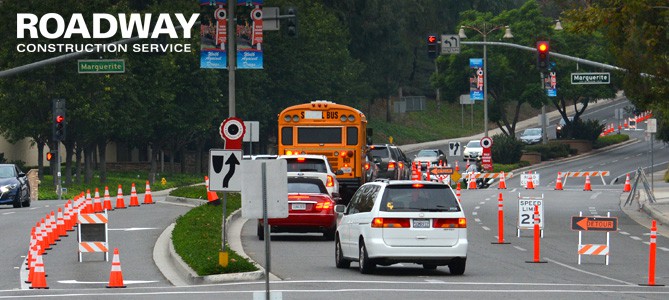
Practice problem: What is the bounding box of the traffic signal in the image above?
[46,151,54,161]
[427,34,438,58]
[54,113,66,141]
[286,8,297,37]
[536,41,550,70]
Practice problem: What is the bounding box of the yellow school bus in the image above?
[278,100,368,193]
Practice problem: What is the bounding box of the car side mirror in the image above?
[334,204,346,214]
[336,170,344,175]
[18,172,26,178]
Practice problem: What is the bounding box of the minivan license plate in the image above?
[292,203,306,210]
[413,219,430,228]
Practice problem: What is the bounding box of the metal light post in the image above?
[459,24,513,137]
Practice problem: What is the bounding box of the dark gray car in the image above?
[368,144,411,180]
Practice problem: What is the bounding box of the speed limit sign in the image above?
[517,196,544,237]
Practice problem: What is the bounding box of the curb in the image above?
[158,196,265,285]
[641,204,669,226]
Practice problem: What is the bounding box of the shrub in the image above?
[491,133,523,164]
[524,142,571,161]
[493,161,530,173]
[593,134,629,149]
[563,119,604,141]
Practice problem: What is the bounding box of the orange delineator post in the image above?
[455,182,461,202]
[492,193,510,245]
[526,205,547,263]
[640,220,664,286]
[142,181,154,204]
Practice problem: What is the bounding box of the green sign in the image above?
[571,72,610,84]
[78,59,125,74]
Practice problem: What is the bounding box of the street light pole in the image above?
[459,24,513,138]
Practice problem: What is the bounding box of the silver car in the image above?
[520,128,543,144]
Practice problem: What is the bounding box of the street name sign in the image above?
[571,216,618,231]
[571,72,610,84]
[78,59,125,74]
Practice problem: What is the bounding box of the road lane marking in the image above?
[474,218,481,223]
[513,246,526,251]
[643,242,650,245]
[659,247,669,252]
[472,212,477,216]
[545,258,635,286]
[479,202,485,205]
[630,236,641,241]
[58,279,159,284]
[481,226,490,231]
[475,206,480,210]
[619,231,629,235]
[590,192,601,200]
[2,212,14,215]
[425,279,445,283]
[612,160,618,163]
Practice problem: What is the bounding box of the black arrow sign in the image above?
[450,36,459,47]
[222,153,240,188]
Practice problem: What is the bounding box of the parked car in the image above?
[334,180,467,274]
[258,176,337,240]
[462,140,482,161]
[368,144,411,180]
[413,149,447,169]
[520,128,543,144]
[556,117,574,139]
[277,154,341,201]
[243,154,278,160]
[0,164,31,208]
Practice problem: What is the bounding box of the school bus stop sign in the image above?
[571,216,618,232]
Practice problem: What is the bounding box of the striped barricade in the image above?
[77,212,109,262]
[578,244,609,256]
[462,172,514,179]
[561,171,609,187]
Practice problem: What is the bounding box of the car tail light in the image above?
[315,201,333,210]
[398,161,404,169]
[364,162,370,170]
[297,157,306,162]
[326,175,335,187]
[433,218,467,228]
[387,161,396,171]
[371,218,410,228]
[412,183,424,188]
[288,195,310,200]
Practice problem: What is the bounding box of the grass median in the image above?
[170,185,258,275]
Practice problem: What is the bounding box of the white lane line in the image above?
[659,247,669,252]
[511,188,517,192]
[479,202,486,205]
[612,160,619,163]
[481,226,490,231]
[58,280,159,284]
[599,163,606,166]
[513,246,526,251]
[2,212,15,215]
[545,258,635,286]
[624,156,630,160]
[588,207,596,209]
[472,212,478,216]
[643,242,651,245]
[590,192,602,200]
[630,236,642,241]
[474,218,481,223]
[636,153,642,157]
[475,206,480,210]
[425,279,445,283]
[619,231,629,235]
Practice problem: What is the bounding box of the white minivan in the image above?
[334,180,467,274]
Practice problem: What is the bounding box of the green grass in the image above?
[37,171,203,200]
[171,192,258,275]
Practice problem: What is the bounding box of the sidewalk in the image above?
[626,170,669,228]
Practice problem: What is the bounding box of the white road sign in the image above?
[241,160,289,219]
[440,34,460,54]
[243,121,260,142]
[517,198,544,230]
[448,142,461,156]
[647,118,657,133]
[520,173,540,186]
[208,149,243,192]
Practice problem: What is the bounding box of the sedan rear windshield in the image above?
[287,182,328,194]
[369,147,390,159]
[285,158,327,173]
[379,184,460,212]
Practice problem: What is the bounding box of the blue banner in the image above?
[469,58,484,100]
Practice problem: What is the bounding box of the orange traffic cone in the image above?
[205,176,221,205]
[142,181,154,204]
[29,253,48,289]
[103,186,113,211]
[85,189,93,214]
[554,172,563,190]
[455,161,459,172]
[623,173,631,192]
[129,183,140,207]
[25,245,38,283]
[498,171,507,189]
[411,163,419,181]
[115,185,126,209]
[525,172,535,190]
[93,188,103,213]
[56,208,67,238]
[106,248,126,288]
[583,175,592,191]
[468,172,477,190]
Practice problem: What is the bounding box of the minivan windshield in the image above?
[379,184,460,212]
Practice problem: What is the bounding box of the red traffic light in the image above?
[537,41,549,53]
[46,152,53,161]
[56,115,64,123]
[427,35,437,44]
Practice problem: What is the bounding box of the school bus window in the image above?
[347,127,358,145]
[297,127,342,144]
[281,127,293,145]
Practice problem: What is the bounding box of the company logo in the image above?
[15,13,200,54]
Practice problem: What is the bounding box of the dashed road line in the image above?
[475,206,480,210]
[513,246,526,251]
[479,202,485,205]
[481,226,490,231]
[2,212,15,215]
[425,279,445,283]
[659,247,669,252]
[630,236,641,241]
[474,218,481,223]
[619,231,629,235]
[472,212,478,216]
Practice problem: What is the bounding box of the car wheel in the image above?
[335,237,350,269]
[12,193,22,208]
[324,228,336,241]
[358,240,375,274]
[423,264,437,270]
[257,223,264,241]
[448,258,466,275]
[21,190,30,207]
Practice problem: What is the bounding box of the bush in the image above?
[563,119,604,141]
[593,134,629,149]
[524,142,571,161]
[491,134,523,164]
[493,161,530,173]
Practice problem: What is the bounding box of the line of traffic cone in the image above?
[623,173,631,192]
[103,186,113,211]
[115,185,127,209]
[129,183,140,207]
[29,252,48,289]
[498,171,507,189]
[143,181,154,205]
[583,175,592,191]
[56,208,67,238]
[106,248,126,288]
[554,172,563,190]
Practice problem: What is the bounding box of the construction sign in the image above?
[571,216,618,232]
[430,167,453,175]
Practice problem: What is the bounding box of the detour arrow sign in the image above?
[571,216,618,232]
[430,167,454,175]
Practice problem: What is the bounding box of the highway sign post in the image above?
[517,194,544,237]
[573,211,616,265]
